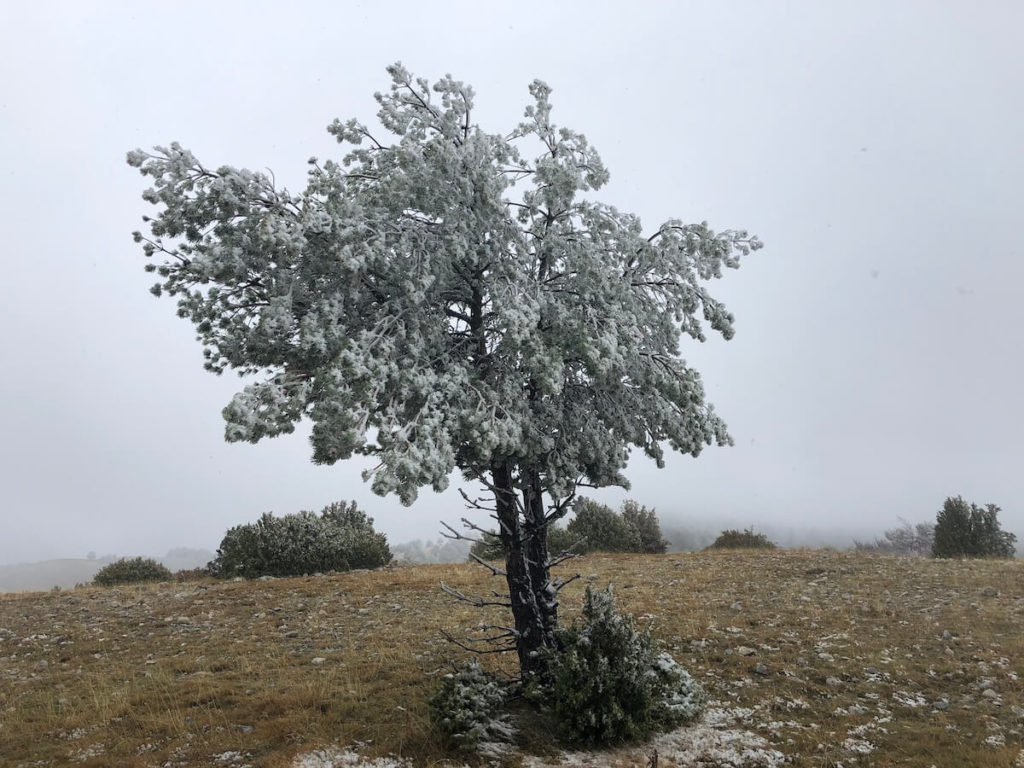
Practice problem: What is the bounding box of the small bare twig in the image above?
[551,573,581,594]
[458,487,496,513]
[439,520,486,546]
[440,629,514,655]
[440,582,511,608]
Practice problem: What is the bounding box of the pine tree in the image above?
[128,64,760,678]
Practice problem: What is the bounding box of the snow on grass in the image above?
[292,749,413,768]
[294,706,786,768]
[520,715,785,767]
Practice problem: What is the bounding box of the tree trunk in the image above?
[522,467,558,642]
[492,460,556,680]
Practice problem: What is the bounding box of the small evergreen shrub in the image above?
[545,586,703,745]
[210,500,391,578]
[466,499,667,562]
[567,498,640,553]
[621,500,669,554]
[707,527,777,550]
[564,498,670,554]
[93,557,173,586]
[932,496,1016,559]
[428,660,515,751]
[546,523,577,555]
[854,520,934,556]
[319,501,393,568]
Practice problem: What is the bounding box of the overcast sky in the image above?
[1,2,1021,565]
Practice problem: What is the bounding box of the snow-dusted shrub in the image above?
[428,660,515,751]
[621,500,669,554]
[932,496,1016,559]
[93,557,172,586]
[707,527,776,550]
[566,498,639,553]
[210,501,391,578]
[319,500,393,568]
[544,586,703,745]
[564,498,669,555]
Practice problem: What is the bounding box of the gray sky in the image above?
[1,1,1022,564]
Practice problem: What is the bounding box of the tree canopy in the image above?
[129,63,760,509]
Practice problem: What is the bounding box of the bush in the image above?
[566,499,639,553]
[210,500,391,578]
[932,496,1016,559]
[319,501,393,568]
[621,500,669,554]
[547,523,577,555]
[466,498,667,562]
[854,520,934,556]
[93,557,172,586]
[428,660,515,751]
[707,527,777,550]
[173,567,211,582]
[544,586,703,745]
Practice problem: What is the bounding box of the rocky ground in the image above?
[2,550,1023,766]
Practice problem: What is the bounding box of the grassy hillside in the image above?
[2,550,1022,766]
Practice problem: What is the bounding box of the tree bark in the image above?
[492,460,556,680]
[522,467,558,642]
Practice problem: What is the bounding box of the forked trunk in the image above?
[523,468,558,642]
[492,461,557,680]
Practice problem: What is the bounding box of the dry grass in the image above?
[2,549,1024,767]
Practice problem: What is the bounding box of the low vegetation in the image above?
[92,556,172,586]
[469,498,669,562]
[4,549,1024,766]
[566,498,669,555]
[541,586,703,745]
[209,501,391,579]
[707,527,777,550]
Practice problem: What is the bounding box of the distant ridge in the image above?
[0,548,214,593]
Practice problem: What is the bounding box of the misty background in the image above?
[1,2,1021,576]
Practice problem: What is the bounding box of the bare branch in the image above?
[459,516,496,537]
[467,552,506,577]
[440,582,511,608]
[458,486,497,512]
[548,550,581,568]
[440,629,515,655]
[439,520,485,546]
[551,573,582,593]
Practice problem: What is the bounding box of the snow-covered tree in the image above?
[128,64,761,679]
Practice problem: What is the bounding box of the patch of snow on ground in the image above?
[294,707,786,768]
[522,710,785,768]
[842,738,875,755]
[292,749,413,768]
